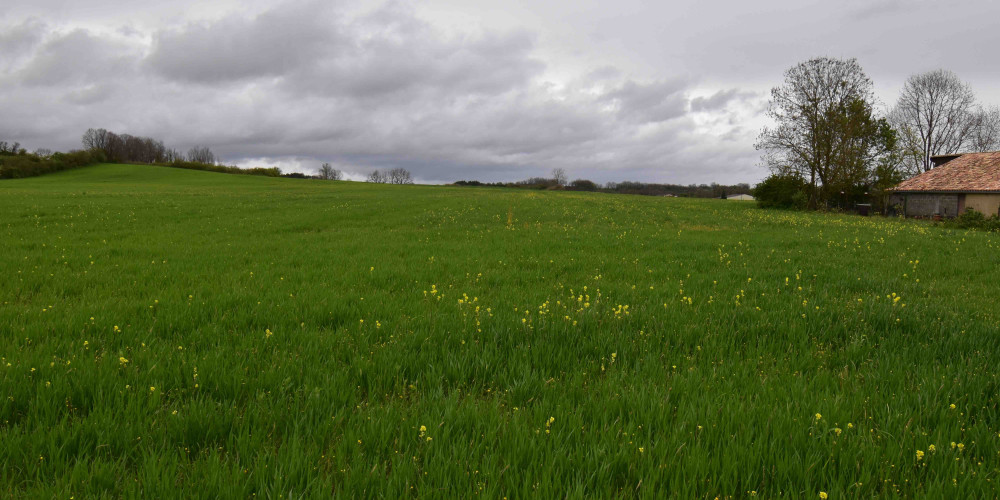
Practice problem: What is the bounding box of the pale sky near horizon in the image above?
[2,0,999,184]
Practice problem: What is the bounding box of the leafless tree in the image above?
[970,106,1000,153]
[188,146,215,164]
[82,128,170,163]
[33,148,52,158]
[164,148,184,163]
[318,163,343,180]
[551,168,567,186]
[82,128,113,156]
[318,163,335,179]
[889,70,979,172]
[0,141,21,154]
[388,167,414,184]
[366,169,387,183]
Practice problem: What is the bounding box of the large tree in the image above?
[756,57,895,207]
[888,70,983,172]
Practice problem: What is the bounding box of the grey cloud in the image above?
[690,89,758,112]
[146,3,339,83]
[0,18,46,58]
[15,28,138,86]
[607,79,690,123]
[282,7,544,102]
[0,1,766,186]
[846,0,907,21]
[582,65,622,84]
[62,84,115,105]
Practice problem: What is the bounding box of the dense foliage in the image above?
[757,57,902,209]
[2,164,1000,497]
[941,208,1000,232]
[161,160,281,177]
[752,173,809,209]
[0,149,104,179]
[0,147,280,180]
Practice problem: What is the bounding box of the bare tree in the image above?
[551,168,567,186]
[33,148,52,158]
[318,163,336,180]
[164,148,184,163]
[0,141,20,155]
[889,70,979,172]
[970,106,1000,153]
[366,169,387,183]
[82,128,114,158]
[188,146,216,164]
[317,163,343,180]
[388,167,414,184]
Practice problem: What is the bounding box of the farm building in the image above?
[726,193,755,201]
[890,151,1000,218]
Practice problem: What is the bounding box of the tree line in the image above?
[366,168,414,184]
[1,128,288,180]
[81,128,220,165]
[453,168,750,198]
[0,146,103,179]
[755,58,1000,211]
[80,128,280,177]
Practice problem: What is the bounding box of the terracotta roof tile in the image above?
[893,152,1000,192]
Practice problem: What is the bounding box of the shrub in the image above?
[159,161,281,177]
[753,174,810,209]
[568,179,598,191]
[944,208,1000,232]
[0,149,102,179]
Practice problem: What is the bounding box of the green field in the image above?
[2,164,1000,498]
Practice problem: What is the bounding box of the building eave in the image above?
[892,190,1000,195]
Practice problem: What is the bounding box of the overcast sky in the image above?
[2,0,999,184]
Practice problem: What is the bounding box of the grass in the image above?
[2,163,1000,498]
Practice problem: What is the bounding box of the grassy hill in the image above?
[2,164,1000,497]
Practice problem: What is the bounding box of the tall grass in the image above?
[1,164,998,497]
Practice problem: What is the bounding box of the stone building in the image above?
[890,152,1000,218]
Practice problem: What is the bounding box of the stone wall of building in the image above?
[898,193,960,217]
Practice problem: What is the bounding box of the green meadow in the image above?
[3,164,1000,498]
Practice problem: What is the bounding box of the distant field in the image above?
[2,164,1000,498]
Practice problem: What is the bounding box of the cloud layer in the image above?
[14,0,997,184]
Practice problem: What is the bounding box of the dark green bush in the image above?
[945,208,1000,232]
[568,179,598,191]
[753,173,810,209]
[157,161,281,177]
[0,150,102,179]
